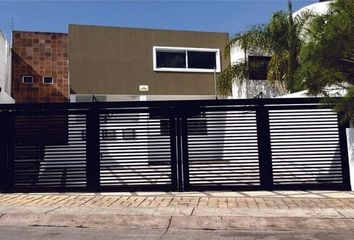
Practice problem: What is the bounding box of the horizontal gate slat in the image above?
[13,114,87,188]
[269,109,344,187]
[186,110,261,189]
[99,111,173,189]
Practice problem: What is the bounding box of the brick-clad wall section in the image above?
[11,31,69,103]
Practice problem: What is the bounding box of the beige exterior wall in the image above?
[69,24,229,96]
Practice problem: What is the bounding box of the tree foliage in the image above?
[217,62,248,96]
[287,0,297,92]
[297,0,354,120]
[218,1,311,96]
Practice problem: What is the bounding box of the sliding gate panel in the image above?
[13,113,87,189]
[269,108,344,187]
[185,109,261,190]
[99,110,175,190]
[0,98,350,192]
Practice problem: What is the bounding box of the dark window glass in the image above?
[160,120,170,136]
[14,114,69,146]
[22,76,33,84]
[43,76,53,84]
[123,129,136,140]
[148,112,171,136]
[156,51,186,68]
[188,120,207,135]
[187,112,207,135]
[248,56,271,80]
[188,51,216,69]
[102,129,116,140]
[81,130,86,141]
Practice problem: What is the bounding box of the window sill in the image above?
[154,68,220,73]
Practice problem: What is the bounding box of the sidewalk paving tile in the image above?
[0,192,354,210]
[336,209,354,218]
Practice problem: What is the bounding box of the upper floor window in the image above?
[248,55,271,80]
[153,46,221,73]
[22,75,33,84]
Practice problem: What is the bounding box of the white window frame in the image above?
[153,46,221,73]
[22,75,33,84]
[42,76,54,84]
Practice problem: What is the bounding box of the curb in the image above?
[0,212,354,232]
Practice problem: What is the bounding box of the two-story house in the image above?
[10,24,229,103]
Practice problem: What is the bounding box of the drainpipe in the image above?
[214,68,218,100]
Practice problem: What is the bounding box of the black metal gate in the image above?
[0,98,351,192]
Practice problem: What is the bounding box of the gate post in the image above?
[0,112,14,192]
[256,104,273,190]
[173,104,190,192]
[169,114,179,191]
[175,115,185,192]
[338,121,351,190]
[181,116,190,191]
[86,107,100,191]
[0,113,7,191]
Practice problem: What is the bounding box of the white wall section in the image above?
[0,31,14,103]
[346,128,354,191]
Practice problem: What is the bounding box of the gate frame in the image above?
[0,98,351,192]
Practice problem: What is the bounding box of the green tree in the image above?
[297,0,354,120]
[218,1,309,96]
[287,0,297,92]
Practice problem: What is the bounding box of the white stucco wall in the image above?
[346,128,354,191]
[0,31,14,103]
[230,45,284,99]
[232,79,284,99]
[230,45,245,66]
[0,31,7,92]
[293,1,331,17]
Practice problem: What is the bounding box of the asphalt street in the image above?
[0,225,353,240]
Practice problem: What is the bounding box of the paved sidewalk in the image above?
[0,191,354,209]
[0,191,353,234]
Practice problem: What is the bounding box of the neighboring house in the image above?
[11,31,69,103]
[0,30,14,103]
[8,25,229,103]
[230,46,285,99]
[230,0,331,99]
[69,24,229,102]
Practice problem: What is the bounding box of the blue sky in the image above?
[0,0,318,41]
